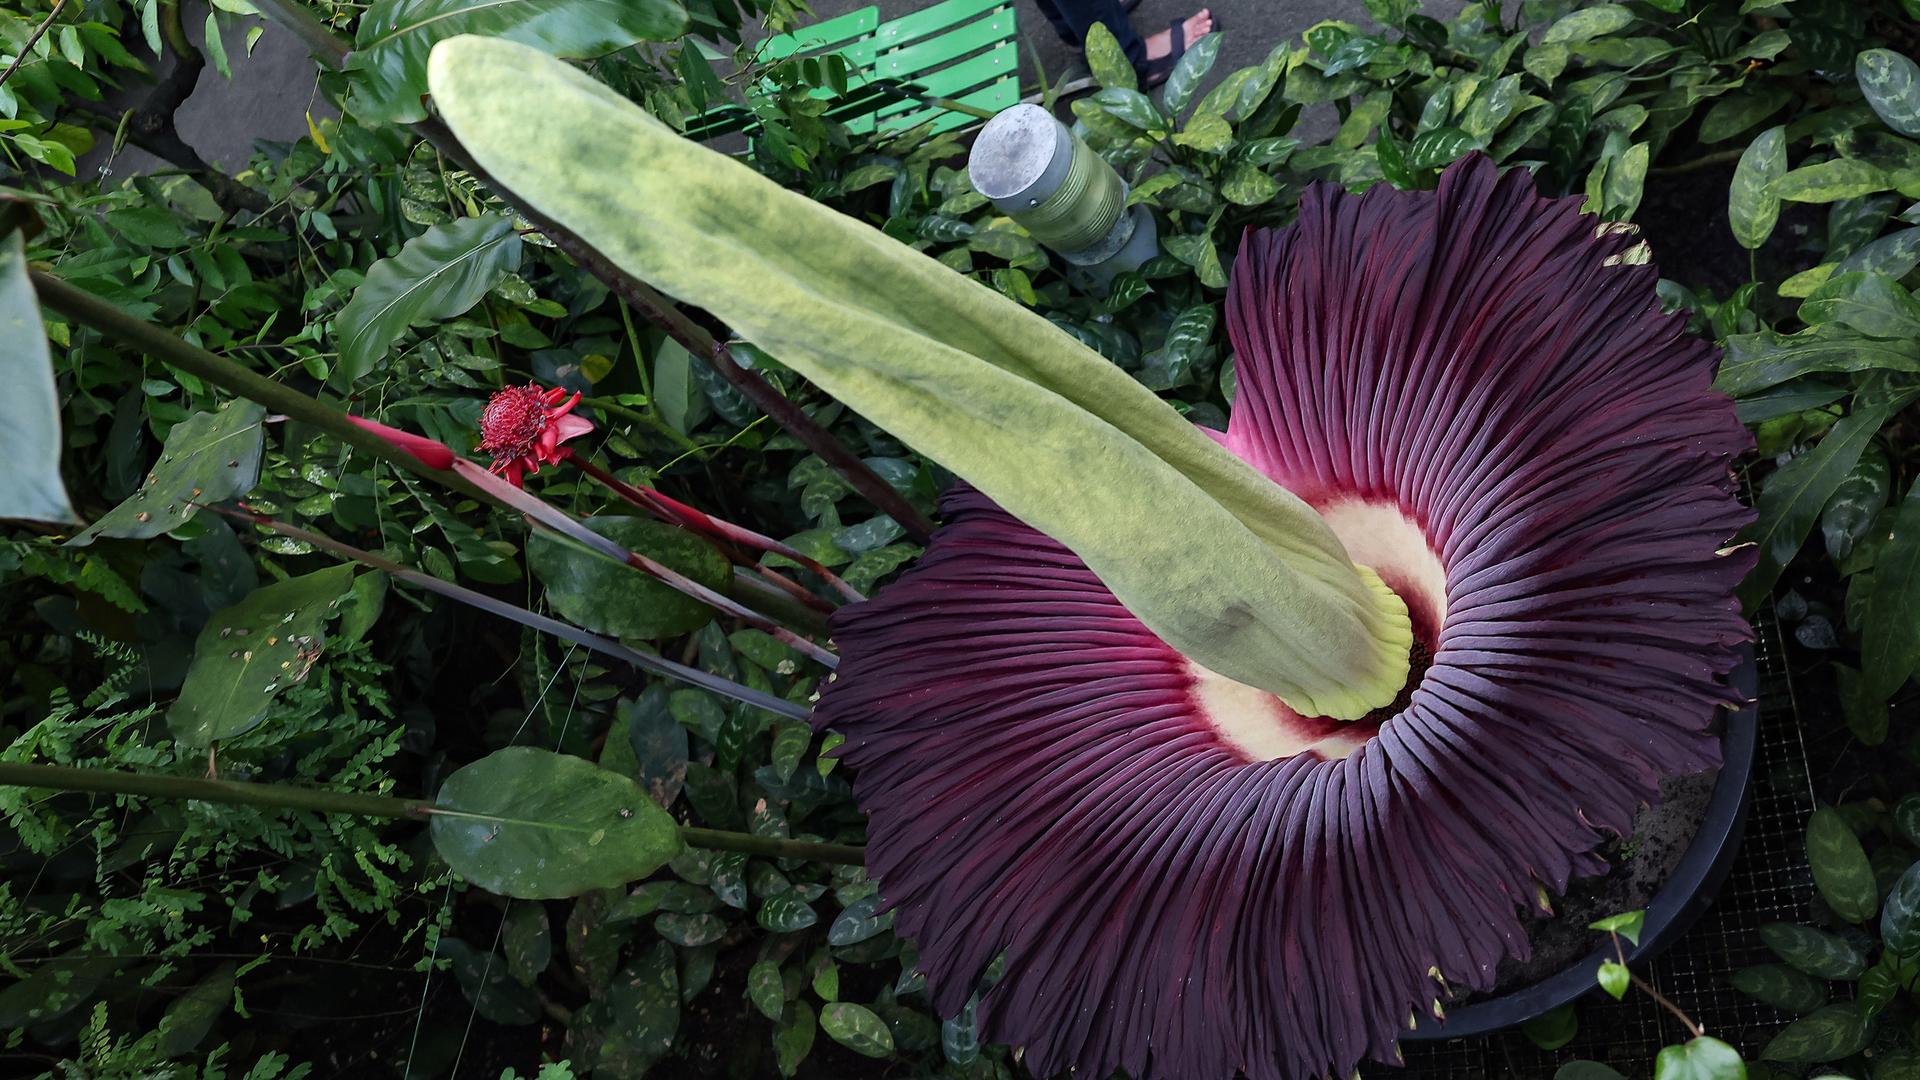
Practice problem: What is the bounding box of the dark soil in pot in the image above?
[1456,766,1717,1003]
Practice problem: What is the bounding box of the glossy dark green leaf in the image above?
[621,687,690,807]
[1717,328,1920,397]
[942,996,981,1065]
[1083,21,1136,91]
[1759,922,1870,979]
[348,0,688,124]
[758,890,818,933]
[1162,31,1221,115]
[528,516,730,639]
[334,214,522,382]
[1094,88,1162,130]
[1882,859,1920,956]
[821,1001,894,1058]
[1731,964,1828,1013]
[593,941,679,1073]
[1735,126,1789,249]
[431,747,683,899]
[71,401,265,545]
[1659,1035,1750,1078]
[167,564,356,747]
[1700,86,1793,143]
[1760,1003,1871,1062]
[1860,962,1899,1020]
[1542,4,1633,43]
[1220,161,1281,206]
[1595,960,1630,1000]
[1588,910,1646,946]
[774,1000,816,1076]
[1804,272,1920,339]
[0,233,79,525]
[654,911,725,947]
[156,963,235,1057]
[106,207,194,248]
[1808,806,1879,922]
[828,895,893,946]
[1738,401,1899,609]
[748,959,786,1021]
[1521,1002,1578,1049]
[1858,49,1920,138]
[502,903,552,985]
[1895,795,1920,848]
[441,938,540,1024]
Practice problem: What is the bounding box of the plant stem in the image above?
[246,0,937,543]
[0,762,865,864]
[30,272,490,505]
[580,394,703,457]
[0,0,69,90]
[1610,933,1705,1039]
[680,827,865,865]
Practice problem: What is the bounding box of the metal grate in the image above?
[1377,610,1816,1077]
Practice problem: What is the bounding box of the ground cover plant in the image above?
[2,0,1920,1077]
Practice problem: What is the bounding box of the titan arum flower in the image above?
[425,36,1753,1080]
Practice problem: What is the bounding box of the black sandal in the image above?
[1139,14,1218,88]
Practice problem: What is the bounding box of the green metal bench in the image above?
[683,0,1019,144]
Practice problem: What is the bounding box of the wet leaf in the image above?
[431,747,683,899]
[71,401,265,544]
[821,1001,894,1058]
[0,233,79,525]
[334,215,523,382]
[528,516,731,640]
[1807,806,1878,922]
[167,565,356,746]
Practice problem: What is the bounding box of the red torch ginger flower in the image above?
[815,158,1755,1080]
[478,383,595,486]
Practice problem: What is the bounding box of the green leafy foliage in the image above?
[333,214,524,382]
[528,516,732,639]
[70,400,266,545]
[0,231,78,524]
[430,747,684,898]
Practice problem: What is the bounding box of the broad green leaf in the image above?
[0,233,79,524]
[528,516,730,639]
[593,942,679,1071]
[1858,49,1920,138]
[820,1001,894,1058]
[1521,1002,1578,1049]
[653,337,708,435]
[502,903,552,985]
[1806,807,1878,922]
[748,959,785,1021]
[1083,21,1136,92]
[623,687,690,806]
[1865,488,1920,699]
[1221,160,1280,205]
[1542,4,1633,44]
[1407,126,1484,168]
[430,747,684,898]
[1093,87,1162,130]
[70,400,265,545]
[1760,1004,1870,1063]
[1737,400,1899,609]
[1731,964,1827,1013]
[774,1000,815,1076]
[429,36,1415,719]
[757,890,818,932]
[1773,159,1895,203]
[1699,86,1792,143]
[167,564,356,747]
[1600,141,1650,221]
[1588,910,1646,945]
[156,963,235,1058]
[1172,112,1234,153]
[1758,922,1870,979]
[1802,272,1920,339]
[106,207,193,248]
[1162,31,1222,115]
[1896,795,1920,848]
[827,895,893,946]
[1595,961,1629,1000]
[1860,961,1899,1020]
[1836,227,1920,279]
[1658,1036,1748,1079]
[1882,859,1920,956]
[441,938,540,1024]
[334,214,523,383]
[1717,328,1920,397]
[348,0,688,124]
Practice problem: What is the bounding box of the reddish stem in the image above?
[574,457,864,605]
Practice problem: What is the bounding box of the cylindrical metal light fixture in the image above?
[967,103,1158,289]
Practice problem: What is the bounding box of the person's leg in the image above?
[1030,0,1086,48]
[1036,0,1147,67]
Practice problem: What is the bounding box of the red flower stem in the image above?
[203,504,814,721]
[573,457,864,604]
[457,460,839,669]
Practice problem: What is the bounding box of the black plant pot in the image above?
[1405,648,1762,1040]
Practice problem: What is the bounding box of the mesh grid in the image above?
[1372,611,1815,1078]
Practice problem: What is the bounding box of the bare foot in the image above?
[1144,9,1214,62]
